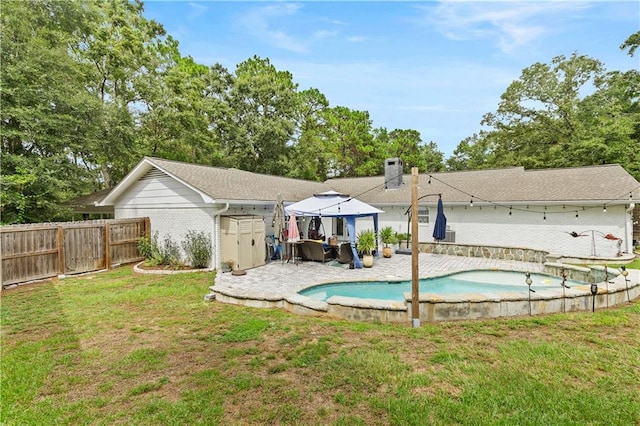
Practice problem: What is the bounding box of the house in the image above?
[98,157,640,269]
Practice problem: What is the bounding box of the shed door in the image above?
[252,218,266,267]
[237,218,253,270]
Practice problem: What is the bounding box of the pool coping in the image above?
[208,255,639,323]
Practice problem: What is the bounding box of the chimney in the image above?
[384,158,404,189]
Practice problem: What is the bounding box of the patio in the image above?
[211,253,538,308]
[209,252,639,323]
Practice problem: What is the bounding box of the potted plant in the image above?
[356,229,376,267]
[379,226,397,258]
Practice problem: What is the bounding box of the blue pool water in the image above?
[298,270,582,302]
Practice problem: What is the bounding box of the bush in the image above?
[137,232,163,266]
[161,234,182,268]
[182,230,211,268]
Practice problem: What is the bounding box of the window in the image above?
[335,217,344,236]
[418,209,429,224]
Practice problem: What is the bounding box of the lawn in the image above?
[2,266,639,425]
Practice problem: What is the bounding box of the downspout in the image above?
[211,203,230,270]
[625,203,635,254]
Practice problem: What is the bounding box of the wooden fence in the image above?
[1,218,150,287]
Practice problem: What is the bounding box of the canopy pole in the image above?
[411,167,420,327]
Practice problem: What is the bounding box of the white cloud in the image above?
[347,36,367,43]
[236,3,340,54]
[422,1,592,54]
[187,2,208,20]
[238,3,308,53]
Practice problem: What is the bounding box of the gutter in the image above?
[211,203,230,270]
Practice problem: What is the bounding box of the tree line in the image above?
[2,0,638,224]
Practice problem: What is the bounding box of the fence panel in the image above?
[1,218,148,287]
[63,224,106,275]
[1,226,59,285]
[109,219,147,266]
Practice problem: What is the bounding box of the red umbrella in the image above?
[287,211,300,243]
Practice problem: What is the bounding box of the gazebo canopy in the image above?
[285,191,384,269]
[284,191,383,217]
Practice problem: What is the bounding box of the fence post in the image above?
[57,225,65,277]
[144,217,150,239]
[105,223,111,270]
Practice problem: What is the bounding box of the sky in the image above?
[142,1,639,157]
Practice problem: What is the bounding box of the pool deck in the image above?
[209,252,639,322]
[212,253,540,306]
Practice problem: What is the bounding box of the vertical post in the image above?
[57,225,65,277]
[105,223,111,270]
[411,167,420,327]
[144,217,151,239]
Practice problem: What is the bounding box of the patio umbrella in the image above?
[272,193,286,243]
[287,211,300,243]
[432,195,447,241]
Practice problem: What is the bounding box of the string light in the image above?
[469,197,474,207]
[603,205,607,213]
[509,207,512,217]
[543,212,546,221]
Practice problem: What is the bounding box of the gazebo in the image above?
[285,191,384,268]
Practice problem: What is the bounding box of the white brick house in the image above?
[99,157,640,268]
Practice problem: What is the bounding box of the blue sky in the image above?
[143,1,639,157]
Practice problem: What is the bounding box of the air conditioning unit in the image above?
[443,230,456,243]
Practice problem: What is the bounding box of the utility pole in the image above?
[411,167,420,327]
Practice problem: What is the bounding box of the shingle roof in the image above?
[101,157,640,207]
[326,165,640,206]
[148,157,330,203]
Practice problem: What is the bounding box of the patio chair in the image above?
[300,240,333,263]
[337,242,354,264]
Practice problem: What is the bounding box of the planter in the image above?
[362,254,374,268]
[382,246,393,258]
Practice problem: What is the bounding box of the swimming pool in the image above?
[298,270,583,302]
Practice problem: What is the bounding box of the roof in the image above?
[100,157,331,205]
[285,191,384,217]
[99,158,640,208]
[326,165,640,206]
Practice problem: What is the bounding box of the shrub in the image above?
[137,232,163,266]
[160,234,182,268]
[182,230,211,268]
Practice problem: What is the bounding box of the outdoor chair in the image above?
[337,242,354,264]
[300,240,333,263]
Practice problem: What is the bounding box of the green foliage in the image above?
[2,268,640,424]
[356,229,376,255]
[137,231,182,268]
[181,230,212,268]
[451,51,640,180]
[379,226,397,247]
[160,234,182,268]
[3,0,636,227]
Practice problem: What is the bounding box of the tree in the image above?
[73,0,170,186]
[479,53,605,169]
[226,56,298,175]
[1,0,101,223]
[384,129,444,173]
[286,88,330,181]
[323,106,379,177]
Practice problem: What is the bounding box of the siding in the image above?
[374,204,627,258]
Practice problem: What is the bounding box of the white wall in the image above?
[374,204,628,258]
[114,174,217,267]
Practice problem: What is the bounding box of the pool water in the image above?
[298,270,582,302]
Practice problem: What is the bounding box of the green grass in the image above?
[2,266,639,425]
